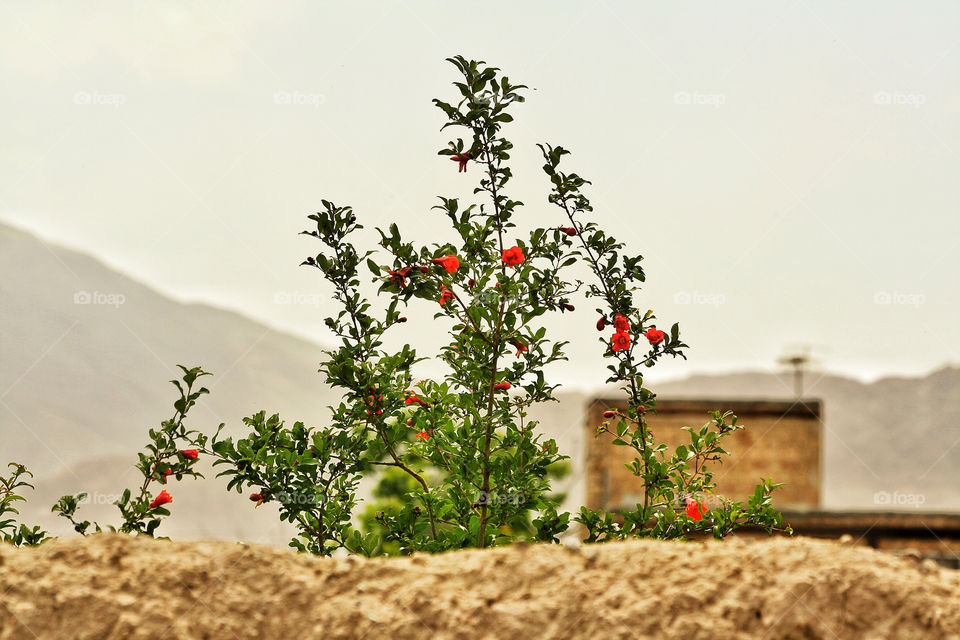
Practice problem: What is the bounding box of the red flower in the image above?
[405,395,430,408]
[387,268,412,287]
[644,326,665,345]
[613,314,630,332]
[249,493,264,505]
[509,339,528,357]
[451,151,471,172]
[149,490,173,510]
[611,331,631,352]
[558,226,578,236]
[596,317,606,331]
[493,382,511,391]
[179,449,199,460]
[685,497,706,521]
[439,285,455,306]
[415,431,430,441]
[431,254,460,274]
[502,246,525,267]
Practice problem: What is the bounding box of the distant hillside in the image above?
[0,221,342,474]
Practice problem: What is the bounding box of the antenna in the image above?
[778,346,812,398]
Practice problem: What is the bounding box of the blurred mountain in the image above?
[1,221,340,543]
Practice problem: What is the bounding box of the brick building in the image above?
[585,397,960,567]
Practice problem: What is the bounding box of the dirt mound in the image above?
[1,534,959,640]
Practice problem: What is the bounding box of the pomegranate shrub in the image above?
[1,57,787,554]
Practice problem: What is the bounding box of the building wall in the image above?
[585,398,822,512]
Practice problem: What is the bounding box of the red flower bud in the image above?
[179,449,199,460]
[493,382,511,391]
[596,317,606,331]
[562,303,575,312]
[397,316,407,323]
[415,431,430,440]
[249,493,263,503]
[509,339,528,357]
[558,226,577,236]
[451,152,471,172]
[149,490,173,510]
[468,278,476,289]
[405,395,430,408]
[419,266,429,273]
[602,410,616,419]
[438,285,455,306]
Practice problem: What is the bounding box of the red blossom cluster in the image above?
[603,314,667,353]
[609,313,631,352]
[364,392,385,416]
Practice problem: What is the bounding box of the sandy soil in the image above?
[1,533,958,640]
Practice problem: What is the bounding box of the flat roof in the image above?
[589,398,822,419]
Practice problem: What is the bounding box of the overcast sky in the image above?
[2,1,958,388]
